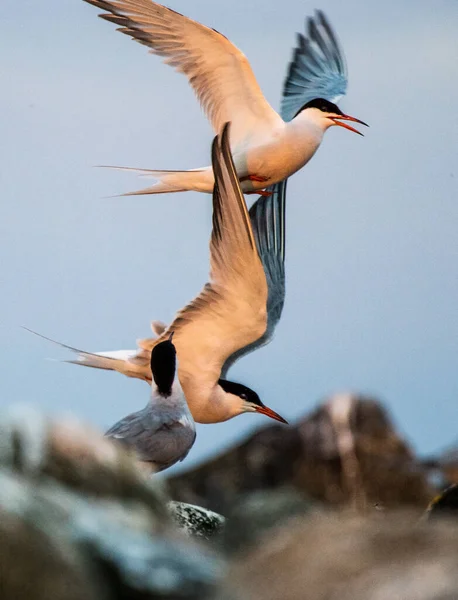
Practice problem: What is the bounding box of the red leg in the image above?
[240,174,269,183]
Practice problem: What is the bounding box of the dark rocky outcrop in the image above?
[168,394,433,514]
[222,487,315,554]
[216,512,458,600]
[1,398,457,600]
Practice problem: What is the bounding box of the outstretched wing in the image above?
[221,179,287,376]
[83,0,282,147]
[281,10,348,122]
[139,123,268,386]
[25,127,268,386]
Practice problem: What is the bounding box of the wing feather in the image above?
[138,123,268,384]
[281,11,348,122]
[221,179,286,376]
[83,0,281,146]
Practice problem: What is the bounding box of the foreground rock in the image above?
[0,406,224,600]
[2,401,458,600]
[222,487,315,554]
[216,512,458,600]
[168,501,226,540]
[168,394,433,513]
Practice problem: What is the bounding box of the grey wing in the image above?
[280,10,348,122]
[105,409,150,445]
[221,180,286,377]
[105,410,152,447]
[251,179,286,318]
[137,425,196,472]
[105,410,195,471]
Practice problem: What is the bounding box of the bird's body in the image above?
[106,398,195,471]
[115,116,324,195]
[81,0,367,197]
[235,115,325,190]
[105,336,196,471]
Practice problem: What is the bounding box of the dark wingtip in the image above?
[220,121,231,153]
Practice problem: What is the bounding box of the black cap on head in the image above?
[150,339,176,397]
[296,97,343,117]
[218,379,263,407]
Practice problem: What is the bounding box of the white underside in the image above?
[117,115,326,196]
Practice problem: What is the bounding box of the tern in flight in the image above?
[29,124,287,425]
[80,1,367,196]
[105,334,196,472]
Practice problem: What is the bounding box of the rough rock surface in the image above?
[216,512,458,600]
[0,500,104,600]
[168,394,433,513]
[2,400,456,600]
[222,487,315,554]
[168,501,226,540]
[0,405,225,600]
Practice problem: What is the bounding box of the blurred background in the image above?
[1,0,457,473]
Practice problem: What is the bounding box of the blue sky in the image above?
[2,0,457,472]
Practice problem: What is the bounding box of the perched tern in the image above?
[81,1,367,196]
[105,334,196,472]
[30,124,287,425]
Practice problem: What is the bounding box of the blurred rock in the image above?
[168,394,433,514]
[216,512,458,600]
[0,405,169,518]
[168,501,225,540]
[0,405,225,599]
[222,487,315,554]
[0,502,103,600]
[422,447,458,487]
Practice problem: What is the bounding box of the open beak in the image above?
[330,114,369,136]
[255,405,288,424]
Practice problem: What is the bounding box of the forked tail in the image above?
[23,327,150,382]
[97,165,214,196]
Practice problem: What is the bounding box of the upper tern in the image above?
[80,1,367,196]
[31,124,287,425]
[105,334,196,472]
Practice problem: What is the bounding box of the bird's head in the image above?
[150,333,177,397]
[297,97,368,135]
[218,379,288,424]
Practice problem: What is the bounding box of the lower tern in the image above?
[32,124,287,425]
[105,334,196,472]
[80,1,367,196]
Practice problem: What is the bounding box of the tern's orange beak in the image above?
[255,405,288,424]
[330,114,369,136]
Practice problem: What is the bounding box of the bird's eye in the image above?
[240,393,247,400]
